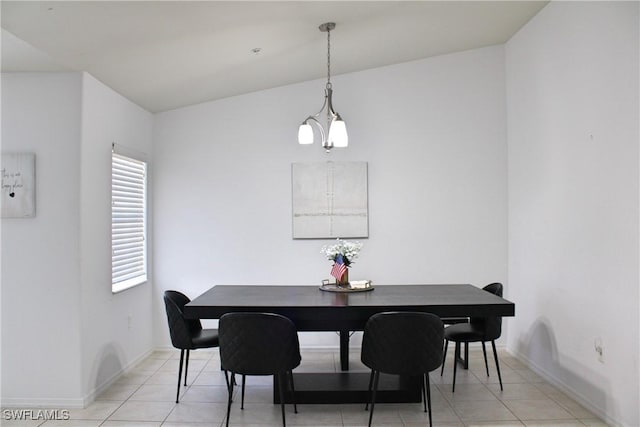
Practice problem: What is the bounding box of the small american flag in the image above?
[330,254,348,281]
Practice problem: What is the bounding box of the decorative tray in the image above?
[319,280,374,293]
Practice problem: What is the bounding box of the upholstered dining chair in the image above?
[219,312,301,427]
[441,316,471,369]
[440,282,504,392]
[163,290,219,403]
[361,312,444,427]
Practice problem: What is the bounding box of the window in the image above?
[111,147,147,293]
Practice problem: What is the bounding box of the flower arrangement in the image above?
[320,238,363,268]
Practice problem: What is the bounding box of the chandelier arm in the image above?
[305,116,327,145]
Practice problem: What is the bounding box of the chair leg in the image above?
[277,373,287,427]
[241,374,246,410]
[481,341,490,377]
[365,370,374,410]
[176,349,185,403]
[452,342,459,392]
[228,373,237,402]
[422,373,427,412]
[288,370,298,414]
[224,370,234,427]
[367,371,380,427]
[184,349,190,386]
[454,339,461,366]
[426,373,433,427]
[491,340,503,391]
[441,339,448,376]
[223,371,236,404]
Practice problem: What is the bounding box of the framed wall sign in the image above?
[1,153,36,218]
[292,161,368,239]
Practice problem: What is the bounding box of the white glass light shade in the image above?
[328,119,348,148]
[298,123,314,145]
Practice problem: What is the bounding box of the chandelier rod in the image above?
[326,23,331,89]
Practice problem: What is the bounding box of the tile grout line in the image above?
[59,349,613,427]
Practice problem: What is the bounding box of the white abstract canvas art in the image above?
[292,161,368,239]
[1,153,36,218]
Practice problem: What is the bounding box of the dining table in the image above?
[184,283,515,404]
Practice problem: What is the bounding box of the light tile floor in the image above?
[3,348,610,426]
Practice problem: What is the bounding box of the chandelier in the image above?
[298,22,348,152]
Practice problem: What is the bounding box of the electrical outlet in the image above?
[594,338,604,363]
[127,314,133,330]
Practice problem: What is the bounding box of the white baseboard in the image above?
[153,345,216,354]
[508,347,622,427]
[1,349,155,409]
[300,345,341,351]
[0,397,86,409]
[81,348,155,407]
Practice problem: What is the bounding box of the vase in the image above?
[337,269,349,287]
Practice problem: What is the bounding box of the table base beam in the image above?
[274,372,422,404]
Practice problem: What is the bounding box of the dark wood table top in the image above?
[184,284,514,330]
[184,284,515,403]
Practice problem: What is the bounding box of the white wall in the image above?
[79,74,154,402]
[1,73,84,405]
[2,7,637,422]
[506,2,639,426]
[0,72,154,406]
[153,46,508,348]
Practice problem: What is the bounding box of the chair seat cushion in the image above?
[192,328,219,348]
[444,323,485,342]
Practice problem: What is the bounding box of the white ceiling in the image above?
[1,1,547,113]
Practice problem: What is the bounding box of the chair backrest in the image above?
[219,312,301,375]
[470,282,503,341]
[361,312,444,375]
[163,290,203,349]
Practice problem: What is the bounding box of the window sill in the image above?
[112,276,147,294]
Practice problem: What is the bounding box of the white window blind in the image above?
[112,151,147,293]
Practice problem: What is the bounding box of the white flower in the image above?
[320,238,363,267]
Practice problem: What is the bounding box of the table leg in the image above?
[464,342,469,369]
[454,342,470,370]
[340,330,349,371]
